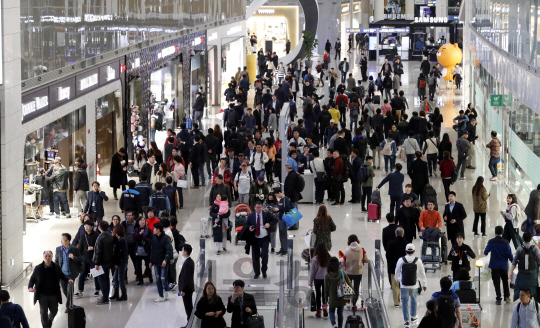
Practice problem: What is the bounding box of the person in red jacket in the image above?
[335,92,349,125]
[438,151,455,202]
[331,150,346,205]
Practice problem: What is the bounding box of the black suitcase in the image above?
[373,95,381,105]
[288,221,299,230]
[68,285,86,328]
[346,306,365,328]
[440,232,448,264]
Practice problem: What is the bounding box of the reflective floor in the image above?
[10,50,514,328]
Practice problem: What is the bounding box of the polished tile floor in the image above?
[9,51,515,328]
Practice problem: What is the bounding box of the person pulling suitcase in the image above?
[67,284,86,328]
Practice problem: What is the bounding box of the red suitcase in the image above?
[367,203,380,221]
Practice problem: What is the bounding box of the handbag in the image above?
[136,246,147,257]
[337,270,355,300]
[309,287,317,311]
[246,314,265,328]
[398,146,407,163]
[177,179,189,189]
[284,207,303,228]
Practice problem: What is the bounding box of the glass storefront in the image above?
[96,91,123,176]
[191,52,207,111]
[221,38,243,106]
[24,107,86,202]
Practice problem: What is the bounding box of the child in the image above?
[211,194,230,228]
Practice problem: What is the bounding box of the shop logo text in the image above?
[22,96,48,120]
[79,74,98,91]
[414,16,449,23]
[58,86,70,101]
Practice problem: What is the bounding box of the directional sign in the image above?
[502,95,512,106]
[490,95,502,106]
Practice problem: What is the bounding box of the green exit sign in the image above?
[491,95,512,106]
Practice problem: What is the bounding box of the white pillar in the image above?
[1,0,23,284]
[435,0,448,41]
[317,1,341,55]
[405,0,414,19]
[361,0,370,27]
[374,0,384,22]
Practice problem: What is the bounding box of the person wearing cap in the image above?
[394,243,427,327]
[227,280,257,328]
[250,177,269,209]
[465,118,478,169]
[456,130,471,180]
[110,147,128,200]
[234,163,254,205]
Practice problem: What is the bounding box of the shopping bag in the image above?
[337,270,355,300]
[177,179,189,189]
[284,207,303,228]
[309,288,317,312]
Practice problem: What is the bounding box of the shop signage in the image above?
[380,28,410,33]
[346,28,377,33]
[49,77,76,108]
[21,88,49,122]
[384,14,413,20]
[158,46,177,59]
[77,70,99,94]
[414,16,449,23]
[346,28,409,33]
[99,61,120,85]
[414,0,426,4]
[192,37,203,46]
[208,32,218,42]
[226,26,242,36]
[257,9,275,14]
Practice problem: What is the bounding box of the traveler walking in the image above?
[396,198,420,243]
[386,227,408,307]
[110,148,128,199]
[484,226,513,305]
[246,202,278,278]
[448,233,476,280]
[93,220,115,305]
[149,222,174,302]
[417,300,445,327]
[73,163,89,216]
[465,119,478,168]
[275,189,293,255]
[395,244,427,327]
[439,151,455,202]
[28,251,74,328]
[135,218,154,285]
[178,244,195,322]
[194,282,227,328]
[227,280,258,328]
[486,131,502,181]
[313,205,337,251]
[110,225,129,302]
[525,184,540,236]
[402,131,421,173]
[471,176,489,236]
[501,194,521,249]
[55,233,83,310]
[50,163,71,218]
[408,151,429,198]
[376,163,404,216]
[344,234,369,311]
[309,243,330,318]
[443,192,467,247]
[510,232,540,301]
[324,257,353,328]
[424,131,439,177]
[430,277,463,328]
[361,156,376,212]
[509,288,540,328]
[0,290,29,328]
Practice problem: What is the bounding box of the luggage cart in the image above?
[25,184,43,222]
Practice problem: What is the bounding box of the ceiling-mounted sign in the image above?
[76,68,99,95]
[346,28,377,33]
[384,14,414,20]
[49,77,76,109]
[21,87,49,123]
[380,28,410,33]
[99,61,120,85]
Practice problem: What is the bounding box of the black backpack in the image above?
[422,185,438,211]
[436,293,456,325]
[339,96,346,107]
[154,111,163,130]
[355,137,367,157]
[343,156,353,180]
[518,245,538,274]
[368,81,375,91]
[320,111,332,126]
[401,257,418,286]
[359,166,369,183]
[227,110,237,126]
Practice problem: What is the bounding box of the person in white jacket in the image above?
[395,243,427,327]
[510,288,540,328]
[250,144,269,178]
[161,218,179,291]
[344,235,369,311]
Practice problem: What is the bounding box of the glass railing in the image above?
[186,240,210,328]
[363,260,391,328]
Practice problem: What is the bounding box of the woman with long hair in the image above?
[324,257,352,328]
[134,218,153,285]
[263,137,276,185]
[428,107,443,140]
[72,213,94,247]
[154,163,171,190]
[214,124,224,147]
[134,149,148,176]
[472,176,489,236]
[148,141,163,164]
[194,282,226,328]
[310,243,331,318]
[344,234,369,311]
[439,151,455,201]
[418,300,444,327]
[109,215,121,232]
[313,205,337,251]
[437,133,452,162]
[502,193,520,248]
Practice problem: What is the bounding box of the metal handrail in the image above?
[186,240,209,328]
[367,261,391,327]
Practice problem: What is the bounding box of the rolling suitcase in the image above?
[440,232,448,264]
[367,203,380,221]
[200,217,212,238]
[373,91,381,105]
[68,285,86,328]
[345,306,364,328]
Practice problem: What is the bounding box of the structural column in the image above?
[1,0,23,284]
[361,0,369,27]
[316,0,341,56]
[435,0,448,40]
[374,0,384,22]
[405,0,414,19]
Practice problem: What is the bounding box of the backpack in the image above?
[339,96,346,107]
[370,133,380,150]
[381,140,394,156]
[517,299,540,326]
[401,257,418,286]
[342,156,353,180]
[518,245,538,274]
[419,79,426,89]
[370,188,381,204]
[153,111,163,130]
[355,137,367,157]
[350,102,360,116]
[357,85,366,98]
[254,80,262,89]
[296,174,305,192]
[422,185,438,211]
[227,110,237,126]
[368,81,375,91]
[360,166,369,183]
[436,293,456,325]
[428,76,436,86]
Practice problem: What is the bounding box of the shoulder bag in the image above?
[337,270,355,299]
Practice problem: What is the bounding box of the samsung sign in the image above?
[22,61,121,123]
[414,16,449,23]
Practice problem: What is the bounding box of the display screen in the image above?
[419,6,431,17]
[369,36,377,51]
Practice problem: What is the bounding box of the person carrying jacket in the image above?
[93,220,115,305]
[149,222,174,302]
[84,181,109,223]
[73,163,89,216]
[484,225,514,305]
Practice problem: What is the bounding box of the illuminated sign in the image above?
[99,61,120,85]
[208,32,218,41]
[226,26,243,35]
[380,28,410,33]
[384,14,414,20]
[192,37,202,46]
[346,28,377,33]
[158,46,177,59]
[414,16,449,23]
[134,58,140,68]
[21,88,49,122]
[79,74,98,91]
[257,9,275,14]
[346,28,410,33]
[57,86,70,101]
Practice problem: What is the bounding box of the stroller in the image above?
[420,227,444,272]
[25,184,43,222]
[234,203,251,246]
[302,229,317,269]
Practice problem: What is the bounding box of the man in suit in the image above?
[376,163,405,217]
[385,227,408,307]
[189,135,202,189]
[333,130,349,156]
[408,151,429,198]
[334,38,341,61]
[266,94,281,113]
[360,54,368,81]
[178,244,195,326]
[443,191,467,247]
[382,213,398,251]
[55,233,82,311]
[227,280,258,328]
[29,251,74,328]
[246,202,278,278]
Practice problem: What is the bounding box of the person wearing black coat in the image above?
[274,85,285,105]
[442,192,467,247]
[190,135,202,188]
[110,148,127,199]
[134,220,154,284]
[385,230,408,306]
[284,166,302,203]
[350,150,363,203]
[84,182,109,223]
[421,59,431,76]
[408,152,429,197]
[178,245,195,322]
[93,221,115,304]
[73,163,90,214]
[205,130,219,177]
[227,280,258,328]
[396,199,420,243]
[76,221,101,297]
[194,283,227,328]
[382,214,398,251]
[28,251,73,328]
